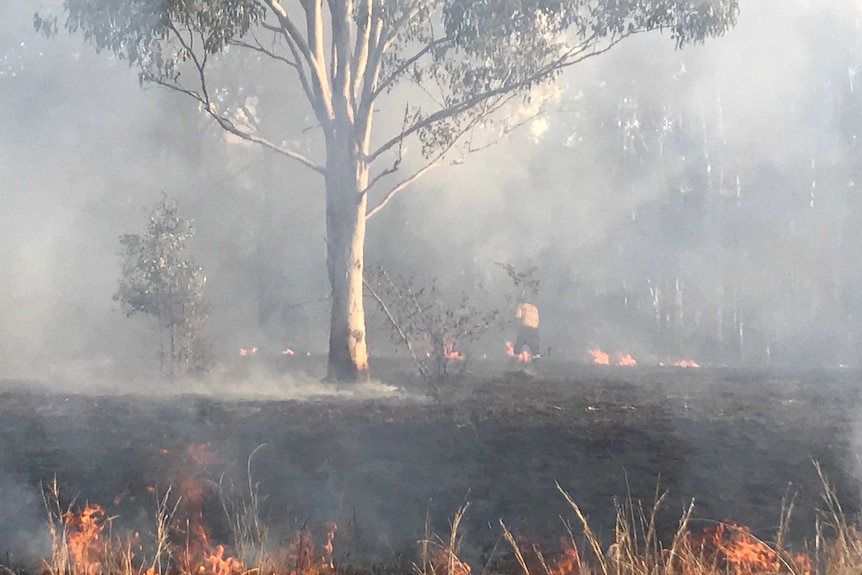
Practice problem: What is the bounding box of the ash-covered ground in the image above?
[1,360,860,570]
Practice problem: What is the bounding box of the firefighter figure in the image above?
[514,298,541,360]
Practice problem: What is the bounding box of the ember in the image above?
[238,347,258,356]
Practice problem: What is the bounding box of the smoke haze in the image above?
[2,0,862,379]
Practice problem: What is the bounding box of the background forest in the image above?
[1,0,860,372]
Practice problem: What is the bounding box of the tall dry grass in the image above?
[12,465,862,575]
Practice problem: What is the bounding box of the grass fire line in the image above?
[30,448,852,575]
[586,348,701,368]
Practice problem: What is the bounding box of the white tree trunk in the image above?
[324,139,370,383]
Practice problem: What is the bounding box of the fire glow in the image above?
[688,522,812,575]
[505,340,532,362]
[49,503,817,575]
[47,444,337,575]
[42,441,821,575]
[444,340,464,361]
[588,348,636,366]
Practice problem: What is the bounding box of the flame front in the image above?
[688,522,811,575]
[588,349,637,366]
[44,480,818,575]
[50,444,338,575]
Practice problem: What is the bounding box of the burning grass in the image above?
[17,459,862,575]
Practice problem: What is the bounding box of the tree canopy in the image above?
[38,0,739,195]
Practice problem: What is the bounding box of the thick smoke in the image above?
[374,0,862,367]
[2,0,861,381]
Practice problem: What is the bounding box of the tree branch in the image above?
[364,161,440,220]
[160,17,326,174]
[381,0,445,54]
[355,6,385,151]
[213,112,326,173]
[364,104,490,220]
[306,0,335,120]
[351,0,373,103]
[330,0,353,119]
[371,37,449,102]
[263,0,335,127]
[364,87,533,221]
[227,35,298,69]
[262,0,312,58]
[363,275,428,378]
[465,97,543,155]
[146,73,325,174]
[166,20,210,103]
[261,19,323,126]
[367,31,638,164]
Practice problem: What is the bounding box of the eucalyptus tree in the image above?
[39,0,739,382]
[115,197,210,376]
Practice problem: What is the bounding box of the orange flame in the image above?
[48,443,341,575]
[200,545,243,575]
[239,347,258,356]
[63,504,108,575]
[444,340,464,361]
[505,341,532,362]
[549,541,580,575]
[672,359,700,368]
[513,538,580,575]
[588,349,637,366]
[428,548,472,575]
[322,521,338,568]
[687,522,811,575]
[588,349,610,365]
[282,348,295,356]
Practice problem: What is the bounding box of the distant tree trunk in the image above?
[324,136,370,383]
[257,151,277,328]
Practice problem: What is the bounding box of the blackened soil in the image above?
[1,363,861,568]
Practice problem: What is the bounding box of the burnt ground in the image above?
[1,360,862,570]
